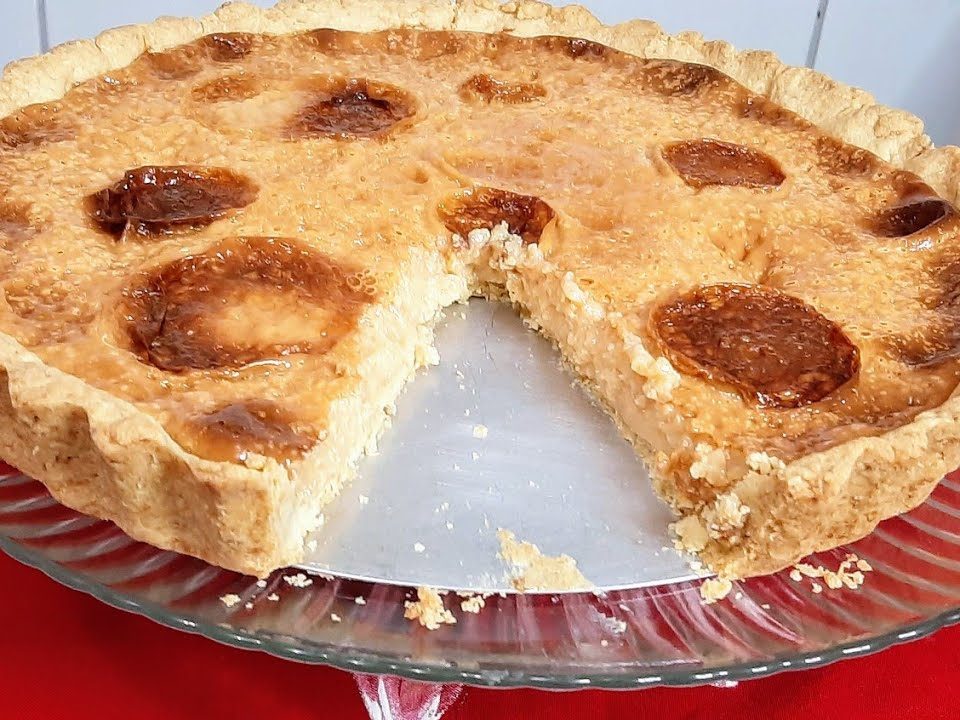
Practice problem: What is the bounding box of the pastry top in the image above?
[1,16,959,480]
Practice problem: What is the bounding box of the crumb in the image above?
[812,582,823,594]
[255,579,267,588]
[760,603,770,610]
[283,573,313,588]
[600,615,627,634]
[446,521,454,530]
[788,557,871,593]
[459,593,486,614]
[404,587,457,630]
[472,424,489,439]
[267,593,280,602]
[331,613,342,623]
[354,596,366,605]
[601,639,609,647]
[497,529,593,592]
[244,602,254,610]
[358,494,369,505]
[220,594,242,608]
[414,542,426,553]
[699,577,733,604]
[471,451,480,461]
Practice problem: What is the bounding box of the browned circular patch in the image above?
[650,283,860,407]
[641,60,727,97]
[0,103,73,148]
[814,136,880,177]
[87,166,258,238]
[287,78,416,140]
[120,236,376,372]
[203,32,256,62]
[176,400,315,463]
[871,198,954,238]
[663,138,786,189]
[191,73,263,102]
[437,186,556,245]
[459,74,546,104]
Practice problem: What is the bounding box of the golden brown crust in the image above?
[0,0,957,582]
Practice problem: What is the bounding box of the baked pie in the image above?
[2,0,960,584]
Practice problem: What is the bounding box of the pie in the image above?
[2,0,960,586]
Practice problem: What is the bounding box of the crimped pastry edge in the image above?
[0,0,957,580]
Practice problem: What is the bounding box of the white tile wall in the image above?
[814,0,960,146]
[0,1,42,71]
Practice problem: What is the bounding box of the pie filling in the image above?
[1,27,960,575]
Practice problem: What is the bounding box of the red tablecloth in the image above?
[2,551,958,720]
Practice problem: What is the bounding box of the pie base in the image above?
[1,0,959,580]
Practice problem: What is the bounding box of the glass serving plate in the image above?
[2,462,960,689]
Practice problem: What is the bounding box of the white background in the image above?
[2,1,958,145]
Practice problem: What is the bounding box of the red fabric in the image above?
[2,551,958,720]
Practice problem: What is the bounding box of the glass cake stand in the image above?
[2,463,959,691]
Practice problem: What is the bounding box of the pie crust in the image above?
[1,0,960,581]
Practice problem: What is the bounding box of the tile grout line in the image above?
[805,0,830,68]
[36,0,50,52]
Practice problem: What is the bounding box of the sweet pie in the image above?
[2,0,960,584]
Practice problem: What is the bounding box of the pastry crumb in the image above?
[283,572,313,588]
[472,424,489,439]
[255,579,267,588]
[404,587,457,630]
[244,601,254,610]
[267,593,280,602]
[699,577,733,604]
[789,556,871,593]
[413,542,426,553]
[330,612,342,623]
[600,615,627,634]
[220,593,242,608]
[459,593,487,614]
[497,529,593,592]
[354,596,366,605]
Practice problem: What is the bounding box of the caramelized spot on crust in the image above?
[287,78,416,140]
[641,60,727,97]
[178,400,315,463]
[0,103,73,148]
[191,73,262,102]
[739,95,811,130]
[663,138,786,189]
[438,186,555,245]
[562,37,609,59]
[815,136,880,177]
[459,74,546,104]
[121,236,375,372]
[651,283,860,407]
[0,200,36,248]
[203,32,256,61]
[143,48,204,80]
[871,198,954,238]
[144,33,256,80]
[87,166,258,238]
